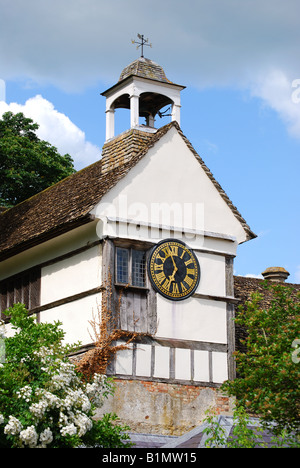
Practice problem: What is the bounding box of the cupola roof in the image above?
[118,57,173,84]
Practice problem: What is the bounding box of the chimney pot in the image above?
[261,267,290,282]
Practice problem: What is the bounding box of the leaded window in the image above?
[116,247,146,288]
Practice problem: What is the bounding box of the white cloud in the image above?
[0,95,101,169]
[244,273,263,279]
[203,139,218,154]
[250,69,300,139]
[1,0,300,88]
[0,1,300,139]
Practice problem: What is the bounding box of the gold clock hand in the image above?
[169,270,176,282]
[165,246,179,282]
[170,251,177,269]
[169,261,178,282]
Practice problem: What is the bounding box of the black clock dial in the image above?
[148,239,200,300]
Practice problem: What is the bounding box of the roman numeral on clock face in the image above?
[169,245,178,256]
[184,275,194,287]
[155,271,166,283]
[185,258,193,266]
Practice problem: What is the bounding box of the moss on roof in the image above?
[118,57,174,84]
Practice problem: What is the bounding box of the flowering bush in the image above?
[0,303,131,448]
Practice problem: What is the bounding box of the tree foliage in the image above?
[0,111,75,207]
[222,282,300,435]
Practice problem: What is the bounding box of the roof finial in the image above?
[131,33,152,58]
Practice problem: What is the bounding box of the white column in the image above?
[105,108,115,140]
[130,94,139,128]
[172,103,181,126]
[148,114,155,128]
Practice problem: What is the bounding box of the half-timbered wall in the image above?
[99,222,237,386]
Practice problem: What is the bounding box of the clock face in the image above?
[148,239,200,301]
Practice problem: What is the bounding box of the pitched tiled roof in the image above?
[101,127,154,174]
[0,125,168,261]
[234,275,300,352]
[234,275,300,307]
[0,157,102,261]
[0,122,255,261]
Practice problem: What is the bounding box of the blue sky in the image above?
[0,0,299,282]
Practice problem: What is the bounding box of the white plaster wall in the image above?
[136,343,152,377]
[40,244,102,305]
[0,222,99,281]
[195,252,225,297]
[153,346,170,379]
[92,126,247,244]
[115,343,133,375]
[39,293,102,345]
[156,296,227,344]
[212,352,228,383]
[175,348,191,381]
[114,345,228,384]
[194,350,210,382]
[96,218,237,261]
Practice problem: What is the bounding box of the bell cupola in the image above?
[101,36,185,140]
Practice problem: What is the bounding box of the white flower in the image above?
[0,321,6,339]
[4,416,22,435]
[49,360,78,391]
[43,390,60,408]
[33,346,54,359]
[29,399,48,419]
[39,427,53,446]
[73,411,93,437]
[58,411,68,427]
[60,423,77,437]
[20,355,30,363]
[85,373,107,408]
[19,425,38,447]
[81,394,91,413]
[0,334,5,364]
[16,385,32,402]
[1,360,109,446]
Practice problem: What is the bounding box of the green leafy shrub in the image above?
[0,304,131,448]
[222,282,300,436]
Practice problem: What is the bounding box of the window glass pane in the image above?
[132,250,146,287]
[116,248,129,284]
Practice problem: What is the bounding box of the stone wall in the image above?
[96,378,234,436]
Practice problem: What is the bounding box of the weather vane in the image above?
[131,34,152,58]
